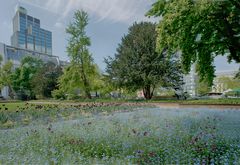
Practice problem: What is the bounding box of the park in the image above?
[1,0,240,164]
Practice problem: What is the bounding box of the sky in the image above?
[0,0,239,73]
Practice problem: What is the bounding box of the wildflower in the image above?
[148,152,155,157]
[135,150,144,155]
[132,129,137,134]
[143,131,148,136]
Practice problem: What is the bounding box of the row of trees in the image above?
[53,10,184,100]
[0,10,184,100]
[53,3,240,100]
[1,2,239,100]
[0,55,62,100]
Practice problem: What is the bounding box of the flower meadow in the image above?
[0,103,240,164]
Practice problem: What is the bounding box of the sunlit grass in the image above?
[0,102,25,111]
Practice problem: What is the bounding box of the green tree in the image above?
[235,68,240,79]
[105,22,183,100]
[55,63,101,99]
[11,56,43,100]
[31,62,62,98]
[56,10,99,99]
[196,79,211,96]
[148,0,240,85]
[0,55,14,98]
[217,76,240,90]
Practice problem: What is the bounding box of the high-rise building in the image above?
[0,6,68,99]
[11,6,52,55]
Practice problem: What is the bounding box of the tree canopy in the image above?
[31,62,62,98]
[11,56,43,100]
[0,55,14,98]
[54,10,101,99]
[148,0,240,85]
[105,22,183,100]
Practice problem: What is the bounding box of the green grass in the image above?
[0,102,25,111]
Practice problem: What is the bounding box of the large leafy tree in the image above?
[11,56,43,100]
[217,76,240,90]
[31,62,62,98]
[0,55,14,98]
[55,63,102,99]
[56,10,100,99]
[148,0,240,85]
[105,22,183,100]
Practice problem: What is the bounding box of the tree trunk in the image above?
[143,85,154,100]
[82,74,91,99]
[79,51,92,99]
[83,79,92,99]
[8,85,14,99]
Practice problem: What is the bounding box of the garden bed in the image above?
[1,104,240,164]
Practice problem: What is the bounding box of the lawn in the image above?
[0,101,240,164]
[0,102,25,111]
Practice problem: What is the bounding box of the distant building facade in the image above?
[183,64,198,97]
[11,6,52,55]
[0,42,59,69]
[0,6,66,99]
[212,71,238,93]
[183,63,238,96]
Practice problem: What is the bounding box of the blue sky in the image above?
[0,0,239,72]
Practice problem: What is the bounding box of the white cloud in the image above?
[19,0,156,24]
[54,22,64,28]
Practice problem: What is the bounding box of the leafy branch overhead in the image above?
[148,0,240,85]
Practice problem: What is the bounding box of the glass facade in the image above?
[0,43,59,70]
[11,6,52,55]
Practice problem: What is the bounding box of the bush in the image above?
[0,113,8,124]
[52,89,66,100]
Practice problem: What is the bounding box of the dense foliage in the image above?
[148,0,240,85]
[217,76,240,90]
[0,55,14,98]
[53,64,102,99]
[55,10,101,99]
[11,56,43,100]
[31,62,62,98]
[196,79,211,96]
[105,22,183,100]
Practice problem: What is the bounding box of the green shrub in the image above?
[0,113,8,124]
[51,89,66,100]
